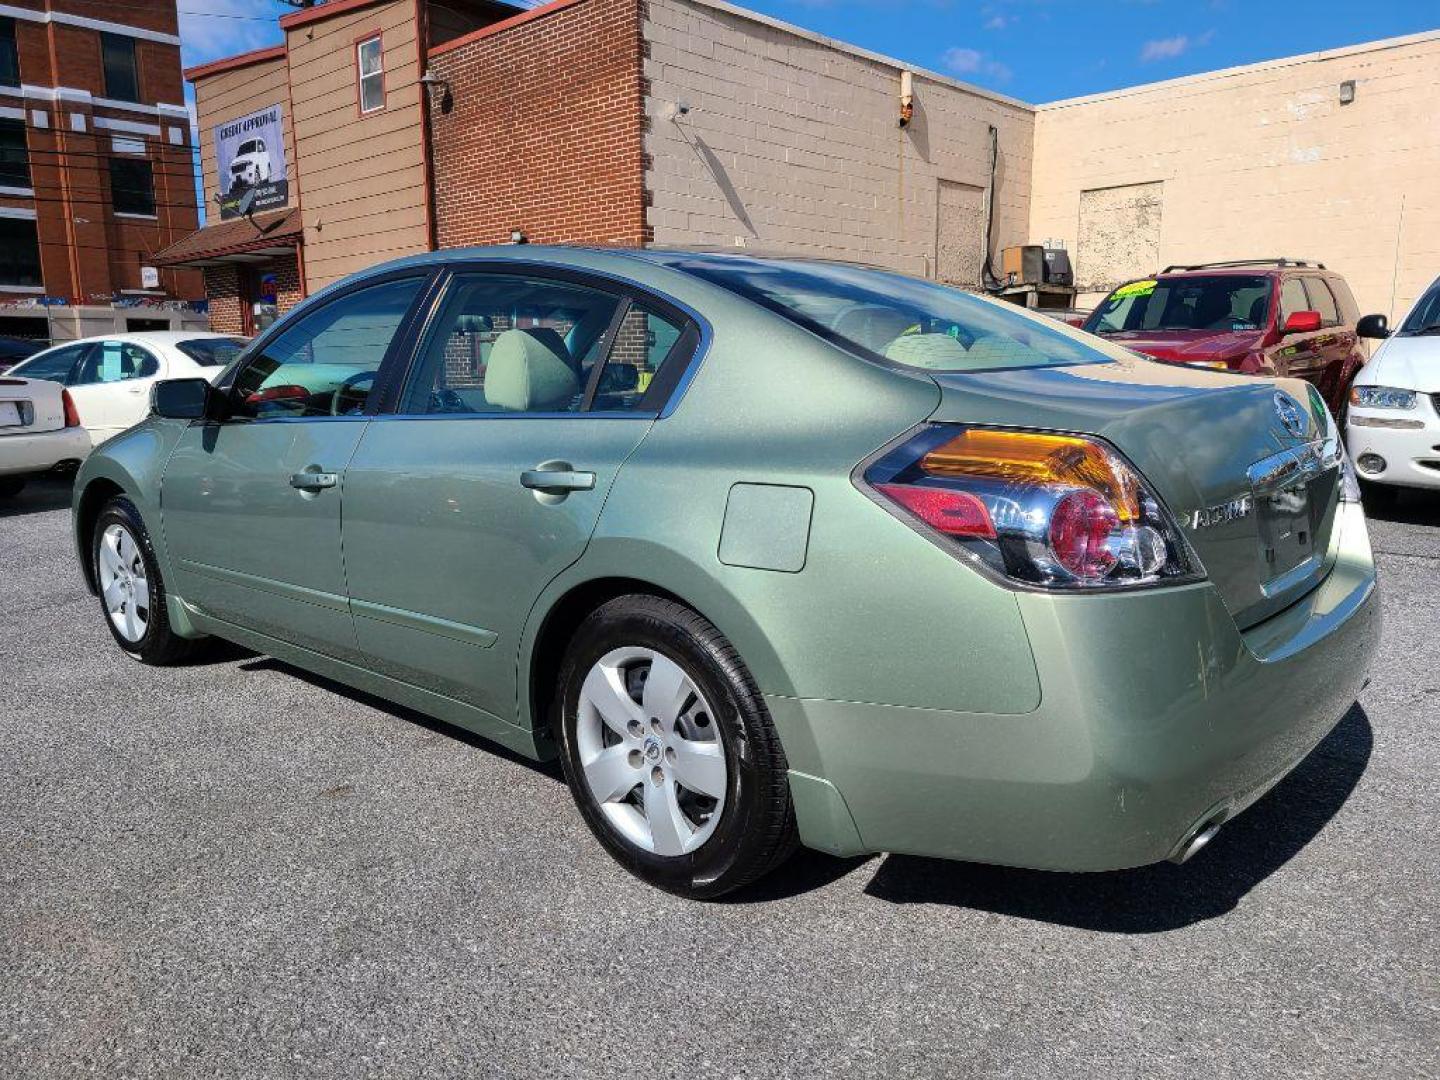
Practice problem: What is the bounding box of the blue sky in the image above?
[179,0,1440,104]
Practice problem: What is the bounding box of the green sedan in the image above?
[71,248,1380,898]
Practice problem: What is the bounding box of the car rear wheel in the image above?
[554,595,797,899]
[93,496,209,665]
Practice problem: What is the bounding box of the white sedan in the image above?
[5,332,246,448]
[0,375,92,497]
[1346,276,1440,502]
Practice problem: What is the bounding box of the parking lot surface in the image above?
[2,477,1437,1079]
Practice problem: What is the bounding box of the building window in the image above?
[101,32,140,103]
[110,157,155,216]
[356,34,385,113]
[0,118,29,189]
[0,217,42,288]
[1,17,19,88]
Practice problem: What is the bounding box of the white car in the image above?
[1346,275,1440,501]
[6,332,246,448]
[229,138,271,189]
[0,375,92,497]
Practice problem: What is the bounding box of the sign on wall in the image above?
[213,104,289,220]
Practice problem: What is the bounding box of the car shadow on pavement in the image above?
[0,475,74,517]
[1364,489,1440,526]
[859,703,1373,932]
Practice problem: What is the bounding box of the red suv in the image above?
[1081,259,1372,416]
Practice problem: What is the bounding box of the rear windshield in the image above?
[176,337,247,368]
[1087,275,1271,335]
[673,257,1110,372]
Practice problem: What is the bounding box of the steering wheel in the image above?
[331,370,377,416]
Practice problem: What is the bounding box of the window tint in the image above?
[1279,278,1310,320]
[12,343,87,384]
[100,33,140,103]
[231,276,423,419]
[681,257,1106,372]
[1088,275,1271,335]
[591,301,686,411]
[357,35,385,114]
[1302,278,1340,327]
[1328,277,1359,323]
[71,342,158,386]
[109,157,155,216]
[0,17,18,88]
[0,117,29,189]
[404,274,624,415]
[0,216,41,288]
[176,337,247,368]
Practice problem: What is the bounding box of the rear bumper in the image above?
[0,427,91,477]
[1347,404,1440,489]
[770,502,1380,870]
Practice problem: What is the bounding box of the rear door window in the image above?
[1302,278,1340,327]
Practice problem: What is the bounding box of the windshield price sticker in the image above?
[1113,279,1158,299]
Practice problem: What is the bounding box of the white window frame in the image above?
[356,34,384,115]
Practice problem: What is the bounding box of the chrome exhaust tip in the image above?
[1169,817,1223,865]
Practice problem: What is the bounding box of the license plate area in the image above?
[0,400,28,428]
[1248,440,1341,598]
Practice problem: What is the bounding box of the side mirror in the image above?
[1356,313,1390,340]
[151,377,216,420]
[1282,310,1322,335]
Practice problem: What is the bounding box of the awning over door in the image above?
[151,209,304,269]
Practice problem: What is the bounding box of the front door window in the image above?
[243,268,281,335]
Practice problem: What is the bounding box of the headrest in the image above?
[831,304,916,354]
[962,335,1050,368]
[884,333,969,369]
[484,329,580,411]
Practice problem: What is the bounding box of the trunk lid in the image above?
[925,356,1340,629]
[0,377,66,436]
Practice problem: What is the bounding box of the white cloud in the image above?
[983,14,1009,30]
[179,0,284,70]
[1139,29,1215,63]
[942,47,1013,83]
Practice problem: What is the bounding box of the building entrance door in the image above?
[241,267,281,334]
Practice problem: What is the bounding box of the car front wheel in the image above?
[554,595,797,899]
[93,495,209,665]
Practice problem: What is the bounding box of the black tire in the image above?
[554,595,797,899]
[92,495,210,665]
[0,477,25,498]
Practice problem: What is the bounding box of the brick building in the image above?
[167,0,1439,329]
[0,0,204,344]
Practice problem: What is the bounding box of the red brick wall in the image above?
[427,0,650,249]
[203,253,303,335]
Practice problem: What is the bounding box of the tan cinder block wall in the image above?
[1030,31,1440,321]
[643,0,1034,278]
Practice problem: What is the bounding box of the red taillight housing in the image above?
[61,388,81,428]
[862,425,1201,590]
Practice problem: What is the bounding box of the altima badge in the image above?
[1190,494,1253,529]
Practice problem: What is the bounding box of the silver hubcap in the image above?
[98,524,149,644]
[576,646,728,857]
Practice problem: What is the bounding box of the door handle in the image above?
[290,470,338,492]
[521,467,595,493]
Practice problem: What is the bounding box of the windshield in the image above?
[176,337,247,368]
[1086,275,1271,335]
[1398,281,1440,336]
[672,257,1109,372]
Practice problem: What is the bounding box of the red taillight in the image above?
[1048,489,1119,580]
[61,388,81,428]
[876,483,995,538]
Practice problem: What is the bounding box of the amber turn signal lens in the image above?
[920,429,1142,522]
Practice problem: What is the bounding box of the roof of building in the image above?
[151,209,305,269]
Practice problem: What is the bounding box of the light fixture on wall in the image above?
[420,70,454,114]
[899,70,914,128]
[510,229,528,245]
[1339,80,1356,105]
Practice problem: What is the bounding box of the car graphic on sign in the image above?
[228,138,272,191]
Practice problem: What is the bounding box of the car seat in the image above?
[484,329,580,412]
[831,304,916,355]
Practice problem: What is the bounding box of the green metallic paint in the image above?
[70,246,1381,874]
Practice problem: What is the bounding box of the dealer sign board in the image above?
[214,105,289,220]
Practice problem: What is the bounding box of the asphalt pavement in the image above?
[2,476,1437,1079]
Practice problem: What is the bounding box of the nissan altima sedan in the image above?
[70,248,1380,898]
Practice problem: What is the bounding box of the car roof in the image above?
[36,330,243,349]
